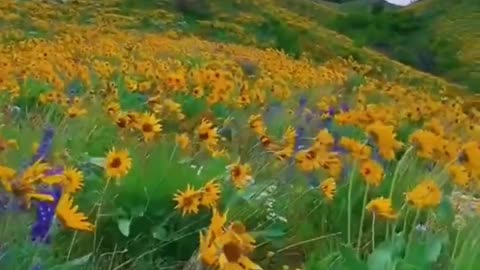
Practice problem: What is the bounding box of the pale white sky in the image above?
[385,0,417,6]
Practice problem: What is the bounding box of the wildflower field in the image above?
[1,0,480,269]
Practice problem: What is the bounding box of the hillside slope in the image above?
[315,0,480,91]
[165,0,469,95]
[407,0,480,89]
[0,0,469,96]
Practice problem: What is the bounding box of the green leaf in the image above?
[178,157,194,164]
[151,225,168,240]
[367,234,405,270]
[425,233,447,263]
[339,245,368,270]
[178,95,206,118]
[368,248,394,270]
[404,232,446,269]
[89,157,106,168]
[50,253,92,270]
[64,253,92,266]
[211,103,231,120]
[130,205,145,218]
[253,222,287,240]
[117,218,131,237]
[435,197,455,226]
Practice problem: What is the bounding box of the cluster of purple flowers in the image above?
[31,184,62,244]
[29,127,63,244]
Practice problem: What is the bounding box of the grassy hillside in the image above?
[306,0,480,91]
[408,0,480,89]
[182,0,470,95]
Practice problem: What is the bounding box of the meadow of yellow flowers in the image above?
[1,0,480,269]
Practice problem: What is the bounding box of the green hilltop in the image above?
[85,0,479,94]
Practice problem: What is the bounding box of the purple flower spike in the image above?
[294,126,307,152]
[31,187,62,244]
[45,167,64,177]
[304,111,314,124]
[31,126,55,165]
[340,103,349,112]
[299,95,308,108]
[328,106,336,117]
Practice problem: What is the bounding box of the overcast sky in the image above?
[385,0,417,6]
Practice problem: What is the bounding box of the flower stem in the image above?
[356,184,370,255]
[347,164,356,245]
[66,231,78,261]
[372,214,376,251]
[93,180,110,261]
[405,209,420,257]
[451,229,461,262]
[392,202,408,241]
[389,146,412,199]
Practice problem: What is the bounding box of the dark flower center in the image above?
[142,123,154,133]
[223,242,241,262]
[231,167,241,178]
[183,196,193,207]
[116,118,127,128]
[199,131,210,140]
[109,157,122,168]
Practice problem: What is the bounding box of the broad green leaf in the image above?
[117,218,131,237]
[404,232,446,269]
[252,222,287,240]
[89,157,106,167]
[339,245,368,270]
[151,225,168,241]
[130,205,145,218]
[367,234,405,270]
[368,248,395,270]
[435,197,455,226]
[64,253,92,266]
[425,233,448,263]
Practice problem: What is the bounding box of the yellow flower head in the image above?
[209,208,228,237]
[136,113,162,142]
[248,114,266,136]
[405,180,442,209]
[282,126,296,148]
[63,167,84,194]
[313,129,335,151]
[229,162,253,190]
[409,130,442,160]
[67,106,87,118]
[366,197,397,220]
[365,121,402,161]
[196,118,219,147]
[199,229,218,266]
[200,180,221,208]
[104,148,132,180]
[360,159,384,187]
[216,223,262,270]
[228,221,256,253]
[339,137,372,161]
[56,194,95,232]
[295,148,321,172]
[175,133,191,151]
[173,184,201,216]
[319,177,336,201]
[0,165,16,191]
